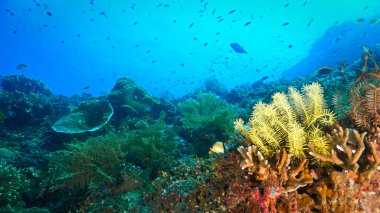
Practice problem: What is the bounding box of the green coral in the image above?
[124,114,179,178]
[46,134,126,192]
[178,92,236,154]
[235,82,335,158]
[0,161,30,207]
[108,78,160,116]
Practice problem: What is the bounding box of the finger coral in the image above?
[234,82,335,157]
[309,127,366,172]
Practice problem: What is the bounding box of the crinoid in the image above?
[234,83,335,158]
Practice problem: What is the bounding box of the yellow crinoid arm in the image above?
[288,87,310,124]
[272,92,296,124]
[251,103,284,151]
[287,122,307,158]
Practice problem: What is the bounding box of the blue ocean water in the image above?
[1,0,380,97]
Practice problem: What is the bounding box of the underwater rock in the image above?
[52,99,113,134]
[108,78,160,126]
[108,78,160,114]
[0,75,55,129]
[0,75,52,95]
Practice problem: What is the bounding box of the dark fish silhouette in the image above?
[244,21,251,26]
[212,8,216,15]
[47,11,52,16]
[355,18,365,23]
[284,3,289,7]
[16,64,28,70]
[369,18,380,24]
[230,43,247,53]
[228,10,236,14]
[283,22,290,26]
[189,23,194,28]
[307,18,314,27]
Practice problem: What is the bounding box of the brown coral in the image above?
[309,127,366,172]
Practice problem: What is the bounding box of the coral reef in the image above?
[52,99,113,134]
[123,114,180,178]
[1,46,380,211]
[42,134,144,211]
[108,78,160,127]
[234,82,334,157]
[178,92,236,155]
[0,161,30,207]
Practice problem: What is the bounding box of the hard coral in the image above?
[309,127,366,172]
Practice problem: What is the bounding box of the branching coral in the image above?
[309,127,366,172]
[233,145,316,211]
[234,82,334,157]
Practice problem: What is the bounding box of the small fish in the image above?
[203,42,208,46]
[189,23,194,28]
[173,19,176,23]
[228,10,236,14]
[217,18,223,22]
[211,8,216,15]
[203,2,208,9]
[288,44,292,48]
[215,32,220,35]
[156,3,162,7]
[354,18,365,23]
[133,21,138,26]
[244,21,251,26]
[282,22,290,26]
[369,18,380,24]
[210,141,224,154]
[228,9,236,14]
[284,3,289,7]
[16,64,28,70]
[46,11,52,16]
[317,66,333,75]
[303,1,307,6]
[99,11,105,15]
[230,43,247,54]
[83,86,90,90]
[307,18,314,27]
